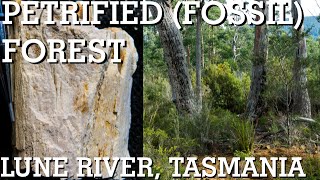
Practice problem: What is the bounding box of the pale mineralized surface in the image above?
[8,6,138,179]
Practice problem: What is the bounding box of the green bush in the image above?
[143,74,178,134]
[234,150,252,160]
[144,128,190,179]
[204,62,250,113]
[264,56,293,114]
[302,157,320,180]
[231,120,255,153]
[143,128,177,179]
[308,68,320,114]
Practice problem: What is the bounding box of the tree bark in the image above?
[232,27,240,62]
[246,0,268,121]
[202,33,205,68]
[292,0,312,118]
[150,0,196,115]
[196,7,202,109]
[187,46,191,66]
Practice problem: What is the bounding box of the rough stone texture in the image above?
[9,5,138,179]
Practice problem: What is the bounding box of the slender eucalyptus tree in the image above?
[196,2,202,109]
[292,0,312,118]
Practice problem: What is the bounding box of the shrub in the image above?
[143,128,178,179]
[264,56,293,114]
[231,120,255,153]
[204,62,250,113]
[308,68,320,114]
[234,150,252,160]
[143,128,189,179]
[302,157,320,180]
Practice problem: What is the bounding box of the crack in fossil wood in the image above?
[82,61,109,156]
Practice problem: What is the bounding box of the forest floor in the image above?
[192,127,320,180]
[195,145,320,180]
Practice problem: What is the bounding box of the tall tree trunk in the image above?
[232,27,240,62]
[150,0,196,115]
[210,26,215,61]
[196,8,202,109]
[292,0,311,118]
[202,34,205,68]
[246,1,268,121]
[187,46,191,66]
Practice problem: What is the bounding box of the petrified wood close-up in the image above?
[6,4,139,179]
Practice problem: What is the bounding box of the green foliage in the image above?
[307,37,320,114]
[143,13,320,179]
[144,128,179,179]
[203,108,240,145]
[301,115,320,143]
[143,127,196,179]
[231,120,255,153]
[308,68,320,113]
[143,72,176,133]
[204,62,250,113]
[269,120,280,134]
[143,26,166,73]
[302,157,320,180]
[233,150,251,160]
[265,57,293,113]
[265,28,294,113]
